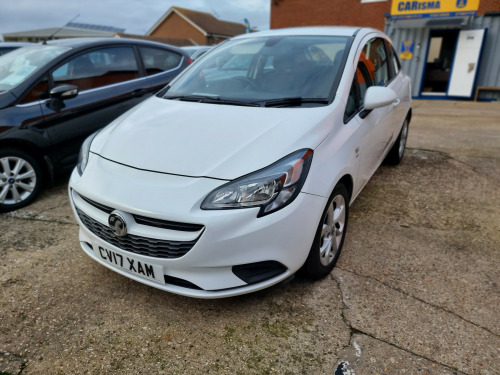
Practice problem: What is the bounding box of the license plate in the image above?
[93,244,165,284]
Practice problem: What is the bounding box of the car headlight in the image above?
[201,149,313,216]
[77,131,100,176]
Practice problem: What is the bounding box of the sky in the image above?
[0,0,270,38]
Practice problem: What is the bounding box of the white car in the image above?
[69,27,411,298]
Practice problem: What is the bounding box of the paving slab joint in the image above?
[330,272,355,346]
[337,266,500,339]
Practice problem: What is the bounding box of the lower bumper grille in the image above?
[76,208,198,259]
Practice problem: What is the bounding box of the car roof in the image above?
[41,37,186,54]
[233,26,380,40]
[0,42,33,48]
[181,46,209,51]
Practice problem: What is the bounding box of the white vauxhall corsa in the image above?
[69,27,411,298]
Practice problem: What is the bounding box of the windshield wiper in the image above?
[164,95,260,107]
[259,97,330,108]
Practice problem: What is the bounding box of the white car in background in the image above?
[69,27,411,298]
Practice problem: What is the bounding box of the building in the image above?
[271,0,500,101]
[271,0,392,31]
[2,23,124,43]
[386,1,500,100]
[146,6,247,46]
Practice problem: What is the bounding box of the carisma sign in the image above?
[391,0,479,19]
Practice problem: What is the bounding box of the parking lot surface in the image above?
[1,100,499,374]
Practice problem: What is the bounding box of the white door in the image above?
[447,29,486,97]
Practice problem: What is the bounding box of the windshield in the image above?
[163,35,349,106]
[0,45,71,91]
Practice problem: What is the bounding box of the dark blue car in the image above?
[0,38,191,212]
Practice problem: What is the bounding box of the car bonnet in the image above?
[91,96,335,180]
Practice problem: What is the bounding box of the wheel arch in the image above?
[407,108,412,123]
[0,139,52,185]
[336,174,354,203]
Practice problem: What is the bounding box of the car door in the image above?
[361,37,401,164]
[39,45,150,173]
[346,37,390,190]
[385,41,408,135]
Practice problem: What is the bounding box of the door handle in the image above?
[392,98,401,107]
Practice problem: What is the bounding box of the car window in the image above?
[0,45,70,91]
[344,77,360,122]
[0,47,17,56]
[344,47,378,122]
[166,35,350,103]
[362,38,389,87]
[20,75,50,104]
[52,46,139,91]
[139,47,183,76]
[389,44,401,77]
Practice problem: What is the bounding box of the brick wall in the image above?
[150,13,206,45]
[271,0,500,31]
[271,0,391,31]
[478,0,500,15]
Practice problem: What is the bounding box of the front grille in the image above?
[79,194,203,232]
[76,208,198,259]
[80,195,113,214]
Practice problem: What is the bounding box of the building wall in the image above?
[478,0,500,15]
[271,0,391,31]
[386,15,500,99]
[150,12,205,45]
[271,0,500,31]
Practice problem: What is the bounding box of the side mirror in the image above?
[50,84,79,101]
[363,86,397,110]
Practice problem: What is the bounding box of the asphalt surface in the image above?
[1,100,499,374]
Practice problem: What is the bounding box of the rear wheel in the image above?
[0,148,42,212]
[302,183,349,279]
[384,117,409,165]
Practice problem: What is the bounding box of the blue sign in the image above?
[244,18,251,33]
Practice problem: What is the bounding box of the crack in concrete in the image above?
[337,266,500,339]
[1,214,77,226]
[36,201,72,216]
[330,273,354,347]
[0,350,27,375]
[350,329,469,375]
[332,269,471,375]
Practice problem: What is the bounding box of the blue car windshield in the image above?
[0,45,70,91]
[163,35,349,103]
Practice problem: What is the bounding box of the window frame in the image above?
[385,41,401,83]
[48,45,143,94]
[137,46,185,78]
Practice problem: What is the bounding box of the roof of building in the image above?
[66,22,125,33]
[2,27,115,39]
[147,6,246,37]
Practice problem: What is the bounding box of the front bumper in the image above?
[69,155,327,298]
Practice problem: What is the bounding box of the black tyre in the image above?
[0,148,42,212]
[384,117,409,165]
[302,183,349,279]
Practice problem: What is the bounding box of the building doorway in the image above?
[421,28,486,98]
[421,29,459,95]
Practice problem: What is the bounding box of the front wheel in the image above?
[0,148,42,212]
[301,183,349,279]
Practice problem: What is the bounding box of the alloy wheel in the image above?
[319,193,346,266]
[0,156,37,205]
